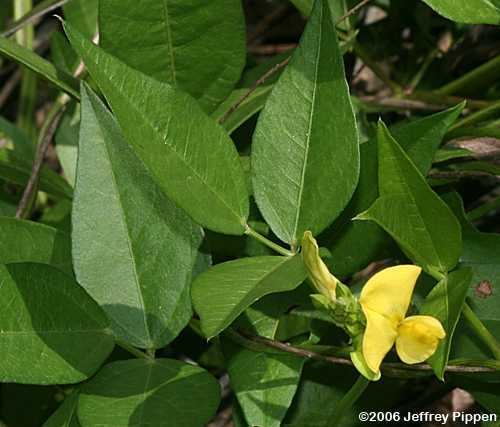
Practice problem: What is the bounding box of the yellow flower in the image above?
[302,231,338,302]
[359,265,446,376]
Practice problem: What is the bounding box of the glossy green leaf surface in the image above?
[77,359,220,427]
[325,105,463,276]
[192,255,307,338]
[420,0,500,24]
[64,22,249,235]
[0,35,79,99]
[252,0,359,245]
[357,122,461,277]
[421,268,472,380]
[99,0,246,113]
[73,84,202,349]
[0,263,113,384]
[0,217,72,275]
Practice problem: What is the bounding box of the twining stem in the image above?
[234,329,498,374]
[244,225,294,257]
[330,375,369,427]
[15,97,67,218]
[116,341,153,360]
[462,303,500,360]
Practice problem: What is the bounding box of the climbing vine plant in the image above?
[0,0,499,425]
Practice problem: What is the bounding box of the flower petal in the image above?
[395,315,446,364]
[362,308,398,375]
[302,231,337,301]
[360,265,421,324]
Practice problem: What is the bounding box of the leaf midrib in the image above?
[390,145,446,273]
[85,51,244,225]
[93,104,152,347]
[292,3,323,243]
[160,0,177,84]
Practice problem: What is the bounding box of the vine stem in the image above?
[15,97,67,218]
[244,225,294,257]
[234,329,498,374]
[462,303,500,360]
[329,376,369,427]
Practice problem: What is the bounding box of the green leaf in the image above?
[251,0,359,245]
[0,263,114,384]
[63,0,98,39]
[325,105,463,276]
[192,255,307,338]
[290,0,313,15]
[421,268,472,380]
[99,0,246,113]
[443,193,500,361]
[393,103,464,174]
[0,217,72,275]
[357,122,462,277]
[223,289,310,427]
[72,84,203,349]
[420,0,500,24]
[226,346,304,427]
[77,359,220,427]
[64,22,249,235]
[0,156,73,200]
[51,32,79,75]
[0,35,79,99]
[284,362,407,426]
[43,391,80,427]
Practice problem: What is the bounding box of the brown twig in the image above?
[248,43,297,56]
[15,102,66,218]
[218,57,291,125]
[236,330,497,374]
[428,171,499,180]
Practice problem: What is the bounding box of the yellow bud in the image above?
[301,231,337,302]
